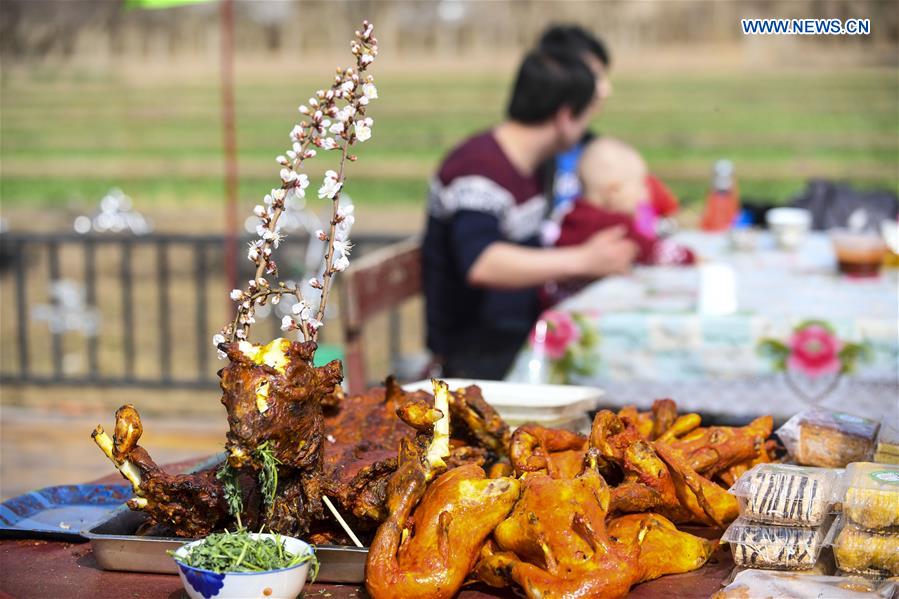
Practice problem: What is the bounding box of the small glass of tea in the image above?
[830,229,888,278]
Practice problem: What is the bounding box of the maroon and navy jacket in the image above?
[422,131,547,377]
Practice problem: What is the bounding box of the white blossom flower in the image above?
[280,168,298,183]
[287,142,302,161]
[335,205,355,240]
[340,80,354,94]
[271,294,281,305]
[271,231,284,248]
[333,239,353,258]
[354,118,372,142]
[309,277,322,289]
[276,155,288,165]
[336,106,356,123]
[329,121,345,135]
[315,229,327,241]
[304,149,317,159]
[313,110,323,121]
[337,204,355,220]
[256,224,268,238]
[253,205,265,217]
[362,82,378,100]
[280,315,295,331]
[230,289,243,301]
[235,328,247,339]
[247,244,260,261]
[291,300,313,320]
[290,125,303,140]
[332,253,350,272]
[360,53,374,66]
[298,105,310,114]
[272,188,287,202]
[321,137,338,151]
[309,98,319,108]
[212,333,225,347]
[307,318,324,330]
[318,170,342,199]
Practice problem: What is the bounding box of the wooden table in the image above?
[0,463,734,598]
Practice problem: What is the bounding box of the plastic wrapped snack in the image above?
[722,516,827,570]
[729,463,839,526]
[874,424,899,465]
[842,462,899,530]
[777,409,880,468]
[830,516,899,577]
[712,569,897,599]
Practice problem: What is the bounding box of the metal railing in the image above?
[0,231,407,389]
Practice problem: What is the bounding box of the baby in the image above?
[556,137,693,266]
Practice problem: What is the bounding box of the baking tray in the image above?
[81,506,368,584]
[84,506,368,583]
[84,452,368,582]
[0,484,131,542]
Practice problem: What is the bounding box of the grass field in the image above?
[1,65,897,220]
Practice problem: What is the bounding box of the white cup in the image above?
[766,207,812,250]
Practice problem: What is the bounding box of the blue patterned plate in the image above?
[0,484,131,541]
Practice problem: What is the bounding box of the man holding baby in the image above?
[424,25,671,380]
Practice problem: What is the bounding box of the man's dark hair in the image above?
[539,24,611,67]
[506,50,596,124]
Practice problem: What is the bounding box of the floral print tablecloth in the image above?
[507,232,899,423]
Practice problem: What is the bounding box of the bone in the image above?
[92,425,143,493]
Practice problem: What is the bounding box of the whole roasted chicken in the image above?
[366,381,521,599]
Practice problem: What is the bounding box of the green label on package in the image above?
[870,470,899,485]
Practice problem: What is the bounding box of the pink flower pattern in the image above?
[786,324,842,377]
[530,310,581,360]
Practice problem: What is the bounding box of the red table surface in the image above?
[0,459,733,598]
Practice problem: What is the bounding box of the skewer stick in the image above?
[322,495,363,548]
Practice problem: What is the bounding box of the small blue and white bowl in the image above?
[172,533,314,599]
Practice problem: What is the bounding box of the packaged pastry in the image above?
[722,516,828,570]
[842,462,899,530]
[712,569,897,599]
[777,409,880,468]
[874,424,899,464]
[829,516,899,577]
[729,463,838,526]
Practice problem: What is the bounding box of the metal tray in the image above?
[84,504,368,583]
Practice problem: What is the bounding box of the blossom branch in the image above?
[215,20,378,353]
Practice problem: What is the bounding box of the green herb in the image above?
[216,461,244,524]
[255,441,281,516]
[170,528,319,579]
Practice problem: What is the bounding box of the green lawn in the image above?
[2,67,896,213]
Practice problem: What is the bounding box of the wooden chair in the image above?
[339,237,422,395]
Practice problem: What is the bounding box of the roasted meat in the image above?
[607,513,717,583]
[92,405,230,537]
[366,380,522,599]
[509,423,588,479]
[93,338,343,537]
[476,457,639,599]
[321,377,507,532]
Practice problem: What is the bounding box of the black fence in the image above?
[0,231,407,389]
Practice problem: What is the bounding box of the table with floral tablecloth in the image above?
[506,231,898,423]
